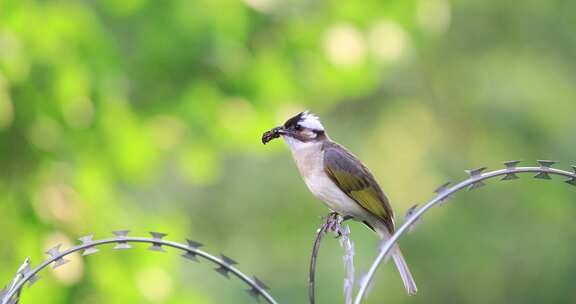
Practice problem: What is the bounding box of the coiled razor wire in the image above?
[352,160,576,303]
[3,160,575,304]
[307,160,576,304]
[0,231,278,304]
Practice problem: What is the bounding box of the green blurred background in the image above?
[1,0,575,303]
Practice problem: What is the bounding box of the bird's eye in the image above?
[294,125,302,131]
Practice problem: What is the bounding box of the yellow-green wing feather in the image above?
[323,142,395,233]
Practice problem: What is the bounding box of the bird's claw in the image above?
[323,212,349,238]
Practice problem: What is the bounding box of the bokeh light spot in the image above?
[136,266,174,302]
[28,116,61,150]
[62,97,95,129]
[323,23,367,67]
[0,73,14,129]
[149,115,188,150]
[243,0,277,13]
[367,20,410,63]
[417,0,451,35]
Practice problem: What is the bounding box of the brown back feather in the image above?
[322,141,395,233]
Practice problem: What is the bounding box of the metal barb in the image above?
[467,181,486,191]
[434,181,454,205]
[503,160,522,168]
[27,274,41,288]
[253,277,269,290]
[565,177,576,187]
[52,258,70,269]
[112,230,132,250]
[214,255,237,279]
[221,255,237,266]
[246,287,260,299]
[571,165,576,174]
[79,235,99,256]
[534,161,555,179]
[434,182,451,194]
[112,230,130,238]
[465,167,487,177]
[186,239,203,249]
[150,232,167,240]
[181,240,203,261]
[81,247,99,256]
[502,161,521,180]
[45,244,70,269]
[181,251,200,262]
[405,204,423,233]
[500,173,519,181]
[215,266,231,278]
[113,242,132,250]
[534,172,552,180]
[466,167,487,190]
[45,244,63,258]
[78,235,94,244]
[16,257,30,276]
[537,160,557,168]
[148,232,167,252]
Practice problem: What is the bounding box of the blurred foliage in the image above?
[1,0,576,303]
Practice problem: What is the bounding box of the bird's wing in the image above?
[323,142,395,233]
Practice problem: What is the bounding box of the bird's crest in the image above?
[298,111,324,131]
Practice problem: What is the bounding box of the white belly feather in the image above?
[284,137,369,219]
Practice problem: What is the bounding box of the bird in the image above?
[262,111,417,295]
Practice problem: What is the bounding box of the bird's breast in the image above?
[291,145,367,218]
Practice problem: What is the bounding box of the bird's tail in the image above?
[375,224,418,296]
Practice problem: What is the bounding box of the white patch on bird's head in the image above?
[298,111,324,131]
[280,111,327,151]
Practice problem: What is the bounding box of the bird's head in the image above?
[262,111,326,146]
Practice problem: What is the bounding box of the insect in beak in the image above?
[262,126,289,144]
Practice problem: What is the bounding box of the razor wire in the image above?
[0,231,278,304]
[353,160,576,303]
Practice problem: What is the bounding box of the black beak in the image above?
[262,126,288,144]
